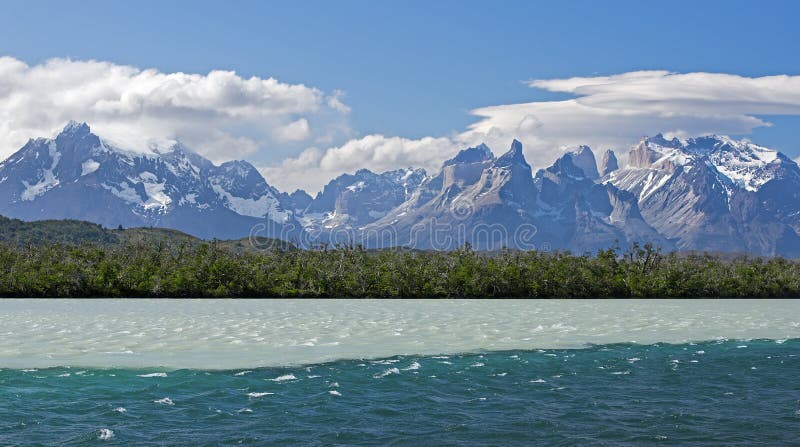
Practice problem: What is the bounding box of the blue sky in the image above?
[1,0,799,191]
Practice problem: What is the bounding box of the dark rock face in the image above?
[600,149,619,176]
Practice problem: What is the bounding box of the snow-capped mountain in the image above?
[533,149,670,253]
[604,134,800,256]
[300,167,426,239]
[2,122,800,256]
[0,122,301,240]
[356,140,665,251]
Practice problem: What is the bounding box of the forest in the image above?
[0,238,798,298]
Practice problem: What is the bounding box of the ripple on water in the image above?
[1,299,798,369]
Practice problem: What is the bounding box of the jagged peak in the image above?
[566,144,599,179]
[546,152,588,179]
[570,145,593,155]
[219,159,257,172]
[354,168,377,177]
[493,139,529,168]
[60,120,91,136]
[443,143,495,166]
[289,189,312,200]
[645,133,682,149]
[600,149,619,176]
[383,166,425,176]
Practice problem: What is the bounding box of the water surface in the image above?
[1,299,798,369]
[2,299,799,445]
[2,340,799,445]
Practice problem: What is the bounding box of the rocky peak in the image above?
[493,139,529,169]
[60,120,91,136]
[627,138,663,168]
[600,149,619,176]
[545,152,589,180]
[443,143,494,166]
[568,145,599,179]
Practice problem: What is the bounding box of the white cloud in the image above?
[262,134,459,192]
[326,89,351,114]
[273,118,311,142]
[269,71,800,192]
[0,56,350,162]
[4,59,800,194]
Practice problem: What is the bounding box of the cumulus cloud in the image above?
[0,56,350,162]
[460,71,800,169]
[262,134,459,193]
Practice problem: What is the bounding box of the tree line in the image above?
[0,240,798,298]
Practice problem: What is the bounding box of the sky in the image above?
[1,0,799,192]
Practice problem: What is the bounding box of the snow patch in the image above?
[81,159,100,176]
[346,181,366,192]
[21,141,61,201]
[211,181,289,221]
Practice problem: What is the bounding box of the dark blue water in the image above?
[2,339,799,446]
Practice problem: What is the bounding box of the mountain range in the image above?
[2,121,799,256]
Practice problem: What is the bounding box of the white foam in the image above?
[374,367,400,378]
[113,407,126,413]
[328,390,342,396]
[247,392,274,398]
[154,397,174,406]
[402,361,421,371]
[137,372,167,378]
[270,374,297,382]
[98,429,114,440]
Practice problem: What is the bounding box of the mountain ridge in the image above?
[2,122,800,256]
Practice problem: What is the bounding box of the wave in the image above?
[1,338,797,373]
[2,339,798,446]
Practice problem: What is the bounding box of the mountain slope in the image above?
[0,214,292,252]
[604,135,800,256]
[300,167,426,244]
[360,141,665,252]
[3,122,800,255]
[0,122,302,240]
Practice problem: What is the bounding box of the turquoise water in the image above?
[2,339,799,446]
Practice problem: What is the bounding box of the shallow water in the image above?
[2,299,800,445]
[1,299,799,369]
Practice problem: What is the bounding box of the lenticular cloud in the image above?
[461,71,800,169]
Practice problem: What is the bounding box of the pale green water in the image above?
[0,299,798,369]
